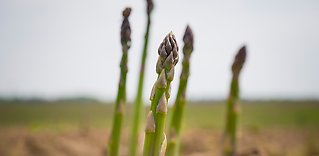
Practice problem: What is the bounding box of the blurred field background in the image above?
[1,0,319,155]
[1,100,319,156]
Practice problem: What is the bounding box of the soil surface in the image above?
[0,128,318,156]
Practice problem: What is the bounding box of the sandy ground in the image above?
[0,127,318,156]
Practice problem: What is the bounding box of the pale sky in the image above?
[1,0,319,101]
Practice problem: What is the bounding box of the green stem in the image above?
[143,132,155,156]
[167,48,192,156]
[153,82,170,156]
[129,16,151,156]
[166,97,185,156]
[149,87,165,155]
[223,78,239,156]
[108,46,128,156]
[153,112,167,155]
[143,110,155,156]
[144,72,169,156]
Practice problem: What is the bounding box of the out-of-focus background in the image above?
[1,0,319,156]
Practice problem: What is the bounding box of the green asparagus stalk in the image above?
[143,110,156,156]
[143,32,179,156]
[223,46,247,156]
[166,25,194,156]
[107,7,132,156]
[129,0,154,155]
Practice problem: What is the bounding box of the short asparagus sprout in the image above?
[129,0,154,155]
[223,46,247,156]
[143,32,179,156]
[107,7,132,156]
[166,25,194,156]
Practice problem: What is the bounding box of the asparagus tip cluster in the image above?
[146,0,154,15]
[121,7,132,47]
[183,25,194,51]
[157,32,179,71]
[232,46,246,78]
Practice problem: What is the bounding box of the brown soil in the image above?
[0,127,318,156]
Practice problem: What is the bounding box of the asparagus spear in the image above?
[107,7,132,156]
[223,46,247,156]
[166,25,194,156]
[129,0,154,155]
[143,32,179,156]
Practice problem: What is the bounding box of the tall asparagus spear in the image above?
[143,32,179,156]
[223,46,247,156]
[166,25,194,156]
[107,7,132,156]
[129,0,154,155]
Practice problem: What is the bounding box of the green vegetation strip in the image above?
[1,101,319,129]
